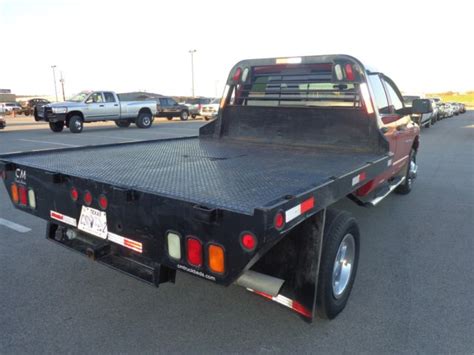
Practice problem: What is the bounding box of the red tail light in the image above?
[98,194,108,210]
[240,232,257,251]
[345,64,354,81]
[233,67,242,82]
[19,185,28,205]
[186,237,202,267]
[70,187,79,201]
[84,191,92,206]
[274,211,285,230]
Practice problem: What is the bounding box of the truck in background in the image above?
[34,91,158,133]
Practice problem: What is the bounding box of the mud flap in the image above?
[249,209,325,322]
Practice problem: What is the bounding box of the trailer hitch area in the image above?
[46,223,176,288]
[85,243,111,261]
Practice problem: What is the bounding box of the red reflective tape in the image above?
[300,197,315,214]
[253,290,273,300]
[124,239,142,252]
[359,172,366,181]
[292,300,312,318]
[51,212,63,220]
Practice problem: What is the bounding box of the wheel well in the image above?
[66,111,84,125]
[413,135,419,152]
[139,108,152,116]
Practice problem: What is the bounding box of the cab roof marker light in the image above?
[360,83,374,114]
[335,64,343,81]
[276,57,302,64]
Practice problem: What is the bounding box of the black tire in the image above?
[69,115,83,133]
[136,111,153,129]
[191,114,197,119]
[49,121,64,132]
[316,209,360,319]
[167,117,173,121]
[115,120,131,128]
[24,111,30,116]
[425,118,431,128]
[204,117,210,121]
[180,110,189,121]
[395,148,417,195]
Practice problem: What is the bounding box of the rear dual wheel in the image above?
[316,209,360,319]
[136,111,153,128]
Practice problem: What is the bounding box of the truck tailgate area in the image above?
[2,137,385,214]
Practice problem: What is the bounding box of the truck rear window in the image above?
[233,63,361,108]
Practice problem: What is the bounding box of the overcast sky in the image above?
[1,0,473,99]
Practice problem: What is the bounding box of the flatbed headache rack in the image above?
[1,54,391,321]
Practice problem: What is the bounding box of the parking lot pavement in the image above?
[0,113,473,353]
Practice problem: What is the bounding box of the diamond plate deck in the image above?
[4,137,383,214]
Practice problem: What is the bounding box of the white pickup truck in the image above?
[35,91,158,133]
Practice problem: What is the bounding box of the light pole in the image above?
[51,65,58,102]
[189,49,196,97]
[60,71,66,101]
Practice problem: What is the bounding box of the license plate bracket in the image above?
[78,206,108,239]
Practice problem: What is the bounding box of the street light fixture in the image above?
[189,49,197,97]
[51,65,58,102]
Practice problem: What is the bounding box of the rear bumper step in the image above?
[46,223,176,287]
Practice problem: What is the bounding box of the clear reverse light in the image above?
[167,232,181,260]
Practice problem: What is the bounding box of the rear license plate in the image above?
[78,206,108,239]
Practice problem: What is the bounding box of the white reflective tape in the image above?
[50,210,77,227]
[387,159,392,166]
[107,231,143,253]
[285,205,301,223]
[352,175,360,186]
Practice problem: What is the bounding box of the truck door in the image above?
[367,74,399,178]
[84,92,106,121]
[103,92,120,119]
[381,76,416,172]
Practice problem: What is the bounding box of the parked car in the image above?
[20,98,50,116]
[437,103,448,119]
[450,102,460,115]
[0,54,430,321]
[200,98,220,120]
[0,102,22,115]
[444,103,454,117]
[184,97,213,118]
[403,96,436,127]
[156,97,190,121]
[459,103,466,113]
[34,91,158,133]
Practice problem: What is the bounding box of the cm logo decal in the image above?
[15,168,27,182]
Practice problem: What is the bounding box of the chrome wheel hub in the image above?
[332,233,355,299]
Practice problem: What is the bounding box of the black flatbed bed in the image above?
[3,137,386,215]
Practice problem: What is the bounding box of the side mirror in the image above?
[412,99,432,114]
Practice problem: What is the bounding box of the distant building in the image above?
[0,89,16,103]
